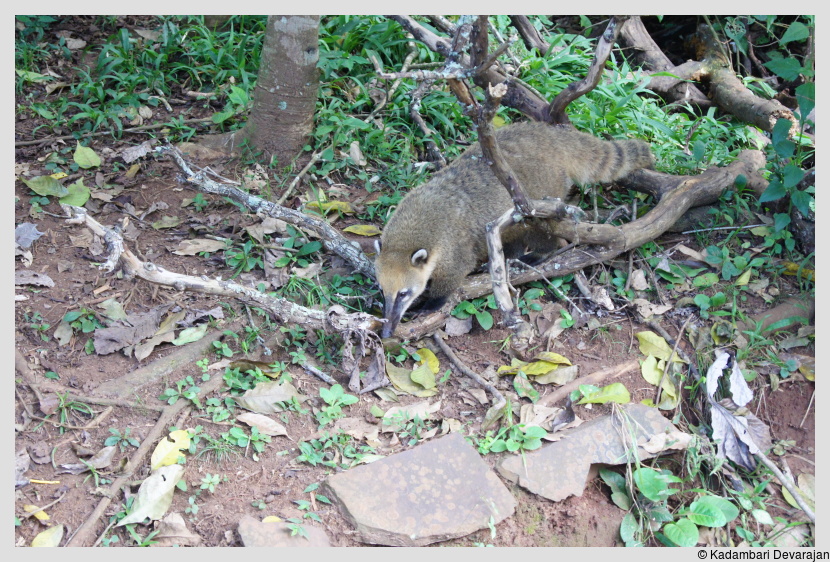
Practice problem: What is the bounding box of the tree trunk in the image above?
[243,15,319,170]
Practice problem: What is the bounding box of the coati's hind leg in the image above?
[504,224,560,266]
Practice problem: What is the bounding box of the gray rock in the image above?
[498,403,678,501]
[324,432,516,546]
[237,515,330,547]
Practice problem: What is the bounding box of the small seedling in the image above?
[105,427,140,452]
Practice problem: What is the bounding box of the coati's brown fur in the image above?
[375,122,654,337]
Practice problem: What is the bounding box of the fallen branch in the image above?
[159,145,376,280]
[537,359,640,409]
[63,204,379,335]
[617,16,711,108]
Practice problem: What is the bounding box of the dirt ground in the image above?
[12,160,815,545]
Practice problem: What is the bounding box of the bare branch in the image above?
[159,145,375,279]
[547,16,629,125]
[508,15,550,54]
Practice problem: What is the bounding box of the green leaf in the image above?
[692,272,719,288]
[663,517,699,547]
[791,190,814,217]
[633,467,673,502]
[577,382,630,405]
[780,22,810,45]
[782,164,805,189]
[758,179,787,203]
[619,513,641,546]
[58,179,91,207]
[74,143,101,169]
[763,58,803,81]
[689,496,739,526]
[774,213,791,232]
[795,82,815,122]
[475,310,493,330]
[23,175,68,197]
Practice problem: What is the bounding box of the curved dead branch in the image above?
[547,16,629,125]
[617,16,712,107]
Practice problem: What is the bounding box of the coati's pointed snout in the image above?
[375,247,432,338]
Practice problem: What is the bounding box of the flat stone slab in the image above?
[498,403,679,502]
[323,431,516,546]
[237,515,331,547]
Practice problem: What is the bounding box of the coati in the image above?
[374,121,654,338]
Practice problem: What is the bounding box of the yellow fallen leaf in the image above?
[343,224,381,237]
[636,331,687,363]
[415,348,440,374]
[31,525,64,547]
[150,429,191,470]
[125,164,141,178]
[780,261,815,282]
[306,200,353,215]
[532,351,572,366]
[49,172,68,180]
[23,505,49,521]
[262,516,283,523]
[735,268,752,286]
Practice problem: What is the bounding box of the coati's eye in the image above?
[398,289,410,298]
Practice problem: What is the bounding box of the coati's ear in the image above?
[411,248,429,267]
[374,240,382,254]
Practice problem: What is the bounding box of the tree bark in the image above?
[242,15,320,169]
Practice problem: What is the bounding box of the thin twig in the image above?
[17,491,68,520]
[275,151,322,206]
[432,332,505,412]
[655,314,693,407]
[799,389,814,428]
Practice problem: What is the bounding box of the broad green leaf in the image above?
[780,22,810,45]
[150,429,191,470]
[475,310,493,330]
[763,58,803,82]
[343,224,381,237]
[686,501,727,527]
[23,175,68,197]
[693,272,719,288]
[410,362,436,390]
[633,467,673,502]
[16,69,52,83]
[58,179,91,207]
[735,269,752,286]
[663,517,699,547]
[513,373,539,402]
[74,142,101,169]
[152,215,182,229]
[751,508,775,526]
[386,363,438,397]
[795,82,815,122]
[689,496,739,525]
[640,355,678,405]
[577,382,630,405]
